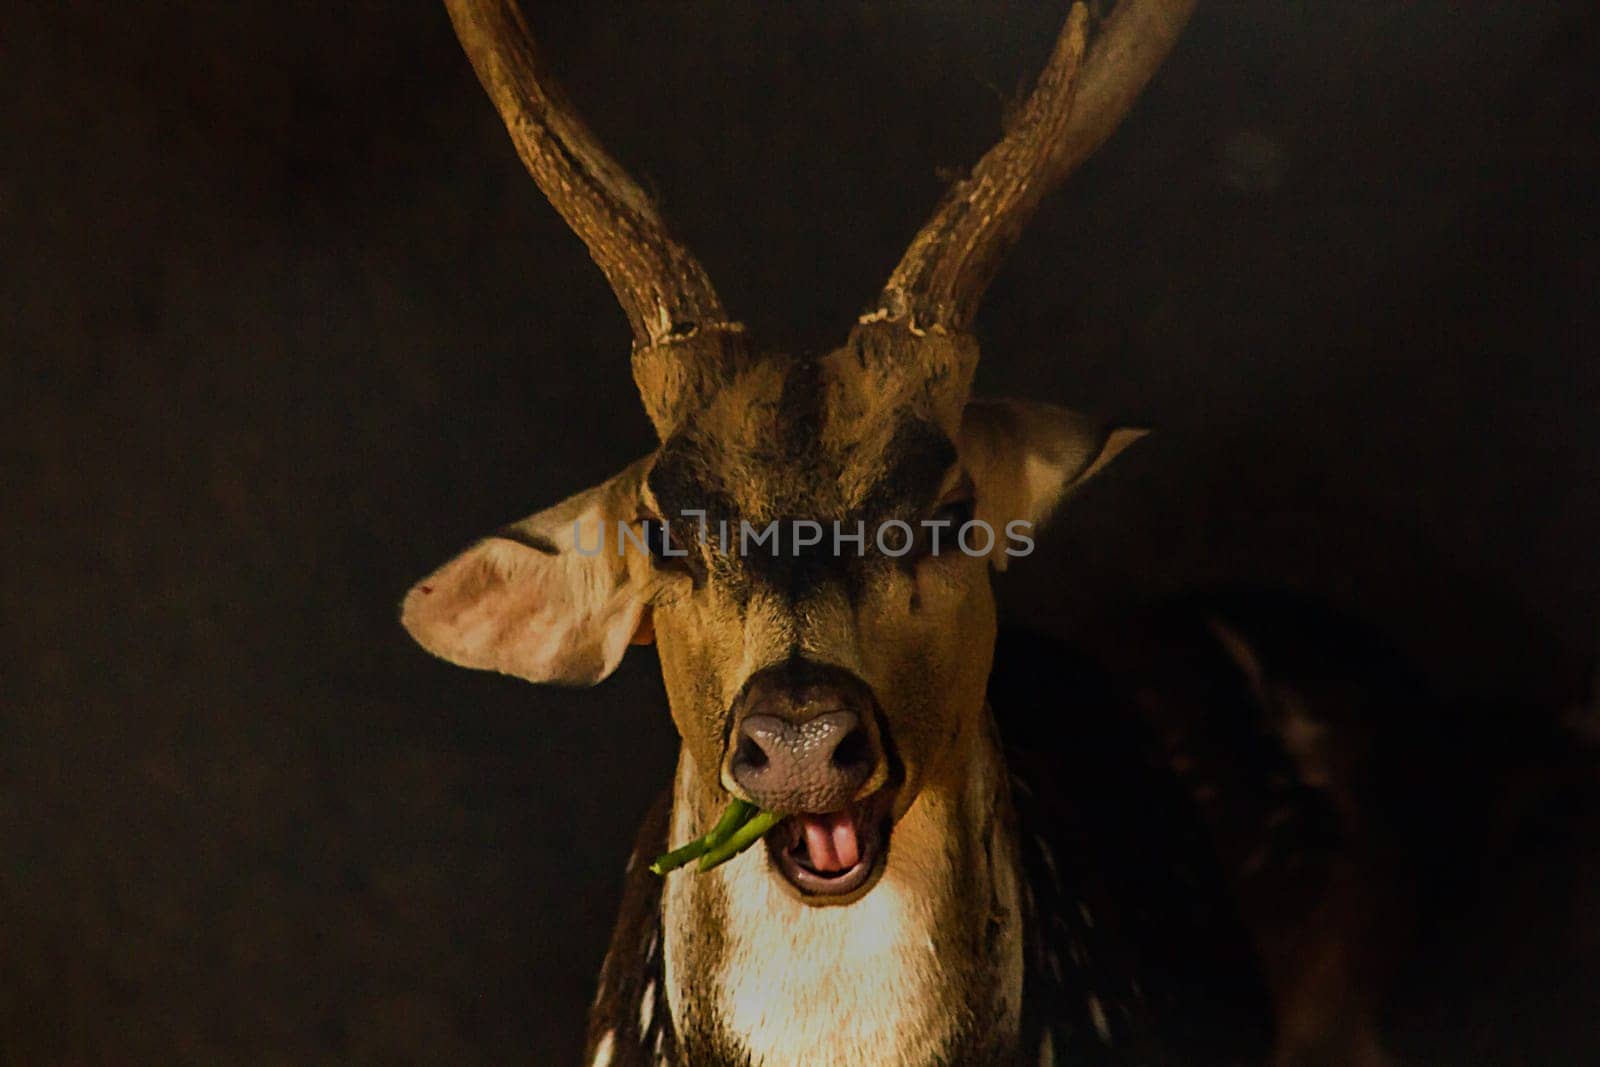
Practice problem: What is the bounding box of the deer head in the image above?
[404,0,1194,908]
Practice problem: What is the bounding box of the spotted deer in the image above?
[402,2,1398,1064]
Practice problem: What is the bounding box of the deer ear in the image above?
[400,459,655,686]
[959,399,1146,570]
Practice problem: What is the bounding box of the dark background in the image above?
[4,0,1597,1061]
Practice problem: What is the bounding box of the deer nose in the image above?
[725,663,884,813]
[732,711,873,812]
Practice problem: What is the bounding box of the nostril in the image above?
[735,733,769,771]
[830,726,872,773]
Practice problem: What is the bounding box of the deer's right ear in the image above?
[400,459,656,687]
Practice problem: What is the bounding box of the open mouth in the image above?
[766,792,893,899]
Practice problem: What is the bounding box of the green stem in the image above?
[649,798,761,876]
[703,799,758,849]
[649,836,711,876]
[696,810,783,872]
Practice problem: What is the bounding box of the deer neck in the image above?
[662,704,1024,1066]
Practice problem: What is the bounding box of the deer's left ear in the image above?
[958,398,1146,570]
[400,458,656,687]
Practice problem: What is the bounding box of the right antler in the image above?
[444,0,744,435]
[868,0,1199,335]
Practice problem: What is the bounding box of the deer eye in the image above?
[931,498,975,529]
[640,516,675,560]
[901,496,978,563]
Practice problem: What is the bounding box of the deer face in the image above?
[410,0,1186,903]
[644,342,975,829]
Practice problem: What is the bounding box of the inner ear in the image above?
[959,398,1146,565]
[400,458,656,686]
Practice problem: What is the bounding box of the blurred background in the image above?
[4,0,1596,1061]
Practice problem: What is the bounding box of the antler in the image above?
[867,0,1198,334]
[444,0,743,434]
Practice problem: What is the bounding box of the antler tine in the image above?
[869,0,1198,334]
[444,0,743,431]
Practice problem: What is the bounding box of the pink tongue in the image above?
[801,811,861,873]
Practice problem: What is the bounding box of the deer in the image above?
[400,2,1392,1064]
